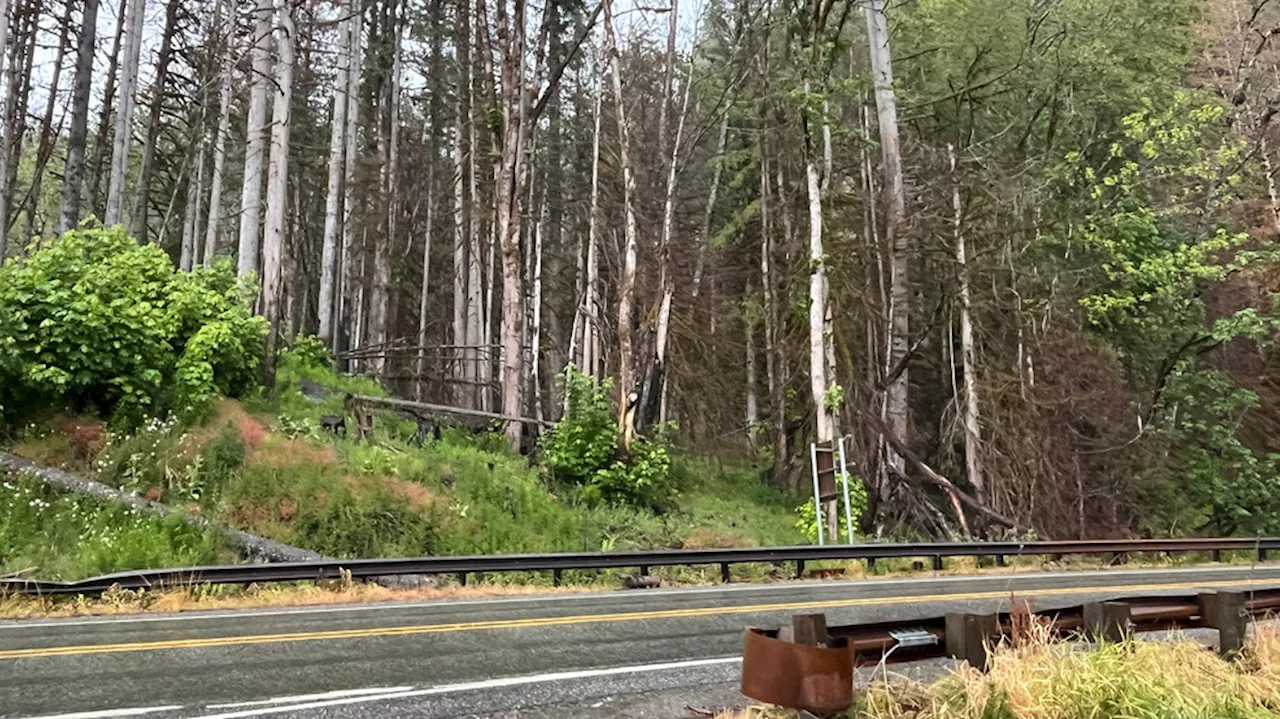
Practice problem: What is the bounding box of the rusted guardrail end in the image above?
[741,613,853,714]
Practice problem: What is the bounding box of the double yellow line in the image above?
[2,577,1276,661]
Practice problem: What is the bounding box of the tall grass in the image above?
[0,474,231,580]
[858,627,1280,719]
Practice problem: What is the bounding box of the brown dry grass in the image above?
[0,580,602,620]
[721,623,1280,719]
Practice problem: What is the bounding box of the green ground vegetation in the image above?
[2,339,802,580]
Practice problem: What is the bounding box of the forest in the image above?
[2,0,1280,545]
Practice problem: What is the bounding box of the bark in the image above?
[0,0,19,253]
[949,145,986,505]
[262,0,296,360]
[691,111,729,299]
[24,0,73,243]
[338,3,364,363]
[203,0,233,267]
[493,0,528,448]
[805,128,832,444]
[745,309,758,449]
[604,0,639,449]
[416,168,435,401]
[864,0,909,468]
[87,1,127,220]
[760,149,784,487]
[130,0,181,244]
[367,20,401,376]
[318,1,351,344]
[451,8,470,405]
[640,42,693,431]
[180,143,205,270]
[582,69,603,378]
[57,0,98,235]
[238,0,274,277]
[104,0,146,228]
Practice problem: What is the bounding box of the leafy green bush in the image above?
[540,367,619,483]
[793,472,866,543]
[541,366,677,508]
[0,225,267,424]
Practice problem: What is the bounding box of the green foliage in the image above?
[286,335,334,373]
[0,225,266,424]
[0,474,228,580]
[586,435,676,509]
[540,366,619,484]
[794,473,867,543]
[541,367,678,509]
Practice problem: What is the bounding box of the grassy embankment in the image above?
[1,352,801,587]
[728,625,1280,719]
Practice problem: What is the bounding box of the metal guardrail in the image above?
[742,587,1280,712]
[2,537,1278,596]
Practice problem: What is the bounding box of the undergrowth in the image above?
[1,341,803,574]
[0,474,230,580]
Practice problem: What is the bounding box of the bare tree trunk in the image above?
[262,0,295,362]
[640,42,692,431]
[691,111,729,299]
[0,0,25,253]
[131,0,181,243]
[238,0,273,276]
[582,68,603,379]
[865,0,909,468]
[806,150,832,445]
[367,21,401,377]
[104,0,145,228]
[203,0,233,267]
[180,144,205,270]
[949,145,985,505]
[416,167,435,401]
[493,0,528,448]
[24,0,73,243]
[339,4,363,363]
[604,0,639,449]
[760,149,784,487]
[318,0,350,344]
[745,306,758,450]
[449,4,470,403]
[57,0,98,235]
[88,1,126,220]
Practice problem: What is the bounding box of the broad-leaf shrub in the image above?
[541,366,677,508]
[0,225,266,423]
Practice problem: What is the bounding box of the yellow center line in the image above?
[2,577,1277,661]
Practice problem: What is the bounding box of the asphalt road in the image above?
[3,564,1280,719]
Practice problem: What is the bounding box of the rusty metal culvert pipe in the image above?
[740,628,853,714]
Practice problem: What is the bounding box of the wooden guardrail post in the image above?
[1083,601,1131,643]
[945,612,999,670]
[1216,591,1247,657]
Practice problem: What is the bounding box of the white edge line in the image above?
[18,705,184,719]
[204,687,416,709]
[193,657,744,719]
[5,565,1278,630]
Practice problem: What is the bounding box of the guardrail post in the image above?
[795,560,805,579]
[457,572,467,586]
[1083,601,1131,643]
[721,563,732,583]
[932,556,944,571]
[1212,550,1222,563]
[640,565,649,576]
[792,613,829,647]
[945,612,999,670]
[552,569,562,587]
[1216,591,1247,657]
[1261,547,1270,562]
